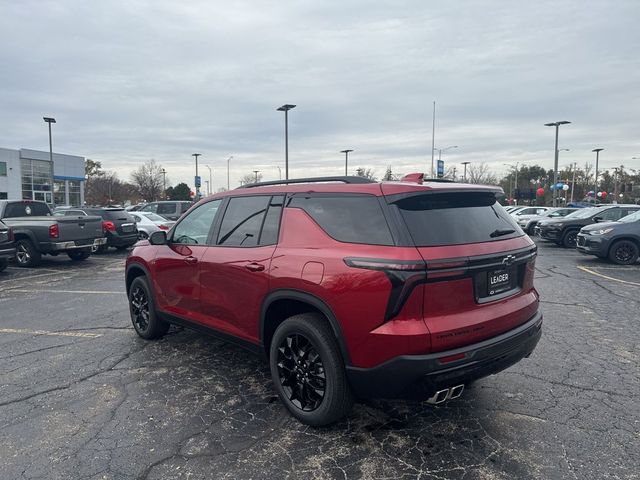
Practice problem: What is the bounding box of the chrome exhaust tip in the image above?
[448,384,464,399]
[426,388,450,404]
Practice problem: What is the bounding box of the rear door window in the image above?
[597,208,623,221]
[157,203,177,215]
[258,196,284,245]
[393,192,523,246]
[217,196,270,247]
[288,194,394,245]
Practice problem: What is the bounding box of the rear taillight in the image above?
[49,224,59,239]
[158,224,169,230]
[343,258,426,271]
[103,220,116,232]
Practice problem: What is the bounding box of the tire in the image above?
[94,244,108,254]
[0,258,8,272]
[608,240,639,265]
[527,223,537,235]
[67,249,91,261]
[15,239,41,267]
[269,313,353,426]
[562,230,579,248]
[128,276,170,339]
[138,231,149,240]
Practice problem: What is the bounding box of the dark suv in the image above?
[536,205,640,247]
[126,176,542,425]
[577,209,640,264]
[55,208,138,252]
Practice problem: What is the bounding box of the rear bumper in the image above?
[107,233,138,247]
[43,237,107,252]
[346,311,543,399]
[0,246,16,259]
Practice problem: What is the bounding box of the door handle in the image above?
[245,262,265,272]
[184,256,198,265]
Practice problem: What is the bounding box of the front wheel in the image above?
[67,249,91,261]
[562,230,578,248]
[128,276,169,339]
[608,240,639,265]
[269,313,353,426]
[138,231,149,240]
[15,239,41,267]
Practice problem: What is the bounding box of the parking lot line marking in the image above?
[6,289,124,295]
[0,328,101,338]
[577,265,640,287]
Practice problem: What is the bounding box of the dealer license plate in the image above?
[488,270,511,295]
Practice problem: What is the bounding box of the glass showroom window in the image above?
[54,180,67,205]
[69,180,81,206]
[21,159,53,201]
[0,161,7,176]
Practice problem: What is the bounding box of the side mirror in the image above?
[149,231,167,245]
[593,216,602,223]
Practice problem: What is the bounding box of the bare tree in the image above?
[130,159,164,201]
[239,172,263,186]
[467,163,498,185]
[85,172,138,206]
[355,167,377,181]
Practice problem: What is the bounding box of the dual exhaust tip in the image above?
[426,384,465,405]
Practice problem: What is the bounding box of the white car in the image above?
[129,212,175,239]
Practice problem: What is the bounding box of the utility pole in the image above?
[277,104,296,179]
[192,153,201,199]
[226,156,233,190]
[161,168,166,199]
[545,121,571,206]
[340,149,353,176]
[592,148,603,195]
[430,101,436,177]
[570,162,576,203]
[461,161,471,183]
[253,170,260,184]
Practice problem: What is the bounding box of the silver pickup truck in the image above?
[0,200,107,267]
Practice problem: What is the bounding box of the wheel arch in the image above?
[125,262,152,296]
[260,290,351,366]
[12,230,40,251]
[607,236,640,255]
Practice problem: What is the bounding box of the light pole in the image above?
[461,161,471,183]
[433,146,458,178]
[43,117,56,198]
[545,121,571,207]
[592,148,603,195]
[205,165,212,196]
[277,104,296,180]
[253,170,260,184]
[226,156,233,190]
[161,168,166,199]
[192,153,201,199]
[341,149,353,176]
[503,163,519,199]
[276,165,282,180]
[204,180,210,196]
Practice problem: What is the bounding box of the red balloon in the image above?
[601,191,608,198]
[536,187,545,196]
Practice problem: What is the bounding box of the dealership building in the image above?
[0,147,85,207]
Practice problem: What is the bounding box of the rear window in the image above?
[288,194,394,245]
[3,202,51,217]
[102,210,135,222]
[394,192,523,246]
[157,203,177,215]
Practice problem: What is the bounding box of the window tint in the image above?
[620,210,640,223]
[65,210,86,216]
[180,202,192,212]
[141,204,158,213]
[3,202,51,217]
[597,208,623,221]
[394,192,523,246]
[131,214,142,222]
[217,196,270,247]
[259,196,284,245]
[172,199,221,245]
[288,195,394,245]
[157,203,177,215]
[102,210,135,222]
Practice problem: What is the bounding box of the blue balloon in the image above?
[550,185,555,190]
[556,182,564,189]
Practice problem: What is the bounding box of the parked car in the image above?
[0,200,106,267]
[54,207,138,252]
[126,175,541,426]
[125,204,147,212]
[517,208,578,234]
[510,206,551,218]
[138,201,192,221]
[0,220,16,272]
[536,205,640,247]
[576,210,640,264]
[129,212,175,239]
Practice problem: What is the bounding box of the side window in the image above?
[171,200,221,245]
[141,204,158,214]
[131,214,141,222]
[598,208,622,221]
[259,196,284,246]
[622,208,640,218]
[288,195,394,245]
[157,203,177,215]
[65,210,85,216]
[180,202,192,213]
[217,196,270,247]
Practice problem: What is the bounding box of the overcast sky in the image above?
[1,0,639,191]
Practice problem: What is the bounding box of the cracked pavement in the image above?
[0,243,638,479]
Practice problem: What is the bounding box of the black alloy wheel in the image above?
[609,240,639,265]
[130,284,150,333]
[563,230,578,248]
[276,333,326,412]
[128,276,169,339]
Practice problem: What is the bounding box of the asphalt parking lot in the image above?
[0,243,638,480]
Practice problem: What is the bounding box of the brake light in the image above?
[49,224,59,239]
[158,224,169,230]
[343,257,426,271]
[103,220,116,232]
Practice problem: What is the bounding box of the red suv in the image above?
[126,175,542,425]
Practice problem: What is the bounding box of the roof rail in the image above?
[237,176,376,189]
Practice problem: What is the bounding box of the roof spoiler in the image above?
[400,173,455,184]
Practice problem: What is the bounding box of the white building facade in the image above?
[0,147,85,206]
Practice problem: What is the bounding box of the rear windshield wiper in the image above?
[490,228,516,238]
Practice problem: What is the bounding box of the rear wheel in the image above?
[562,230,578,248]
[67,249,91,261]
[269,313,353,426]
[608,240,639,265]
[0,258,8,272]
[93,244,108,254]
[15,239,41,267]
[138,231,149,240]
[128,276,169,339]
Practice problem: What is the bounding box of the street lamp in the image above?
[592,148,604,194]
[503,163,519,199]
[277,104,296,180]
[43,117,56,191]
[226,156,233,190]
[192,153,201,199]
[433,146,458,178]
[544,121,571,206]
[340,149,354,176]
[461,161,471,183]
[253,170,260,184]
[161,168,166,199]
[205,165,212,196]
[204,180,210,196]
